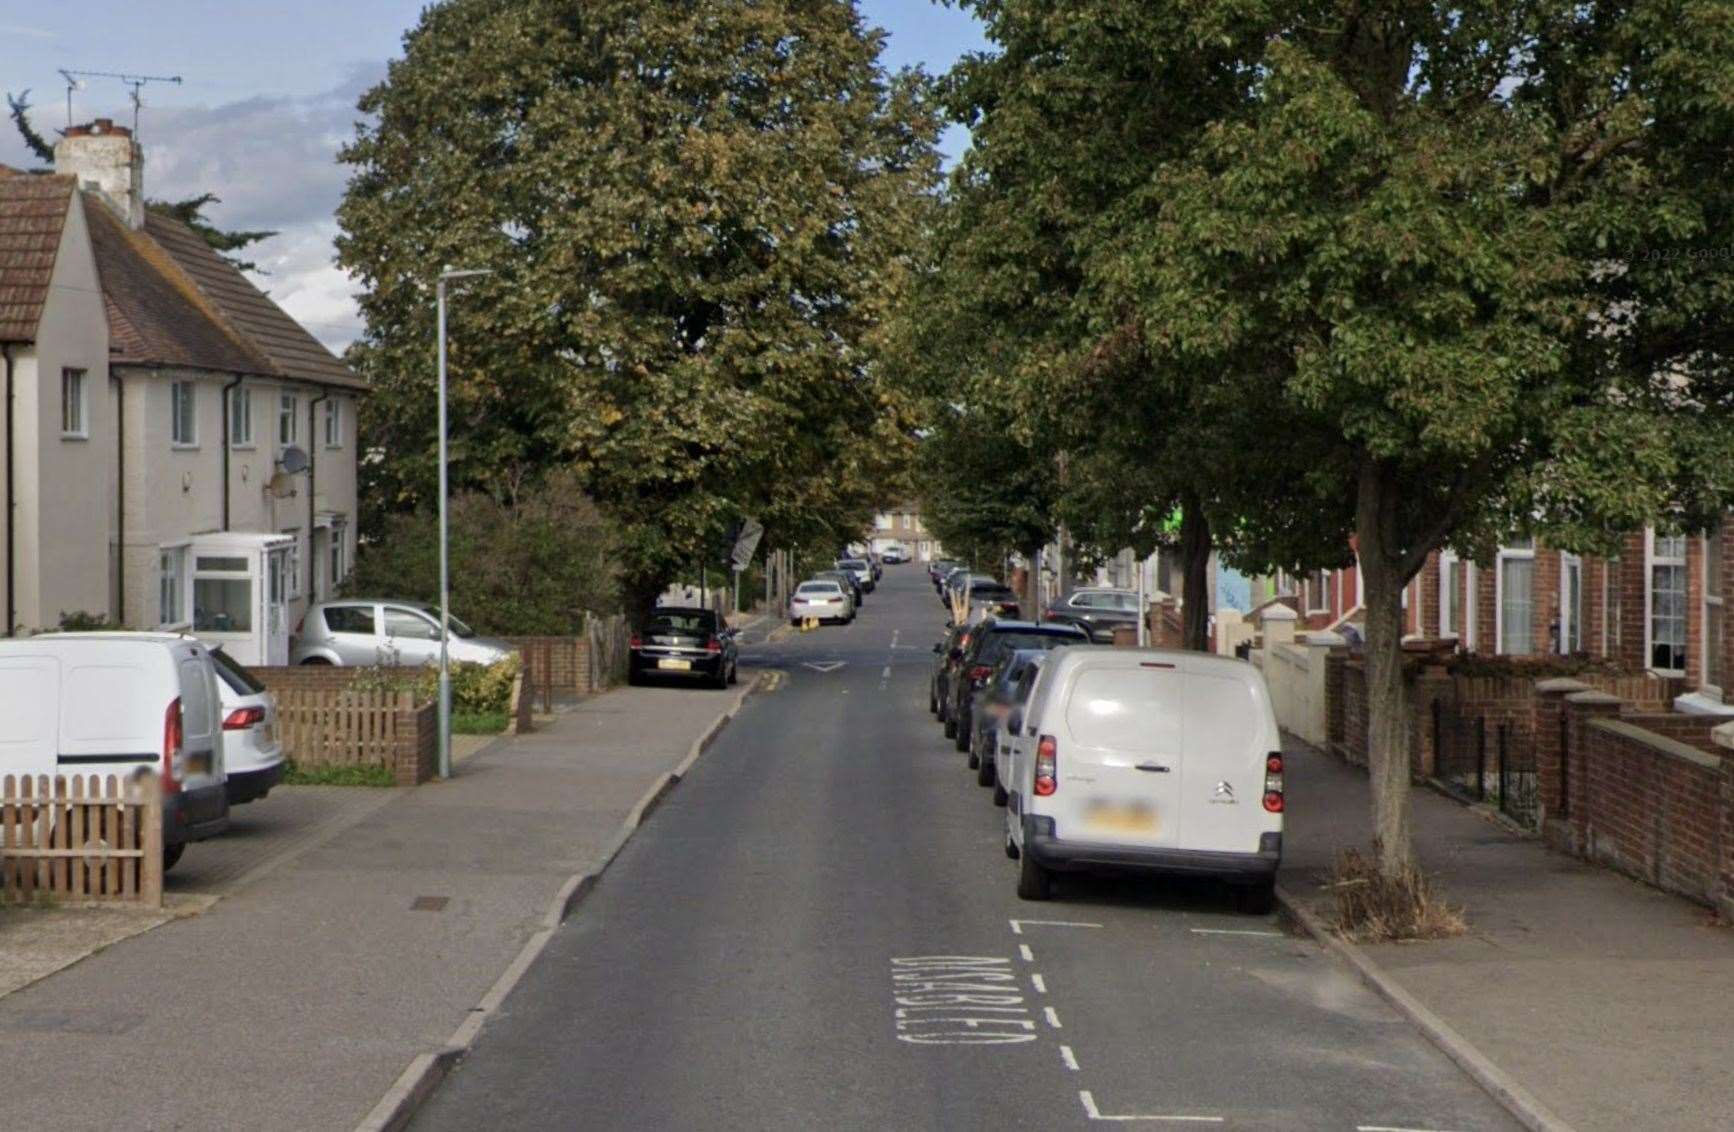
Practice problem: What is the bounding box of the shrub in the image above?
[1327,845,1466,942]
[453,711,508,735]
[283,760,395,787]
[347,655,521,716]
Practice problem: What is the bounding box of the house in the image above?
[870,505,942,561]
[0,118,362,662]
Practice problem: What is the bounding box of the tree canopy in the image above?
[337,0,940,613]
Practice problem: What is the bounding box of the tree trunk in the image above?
[1356,462,1415,878]
[1021,545,1043,620]
[1180,492,1211,652]
[622,573,665,631]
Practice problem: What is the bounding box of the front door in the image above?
[264,548,291,666]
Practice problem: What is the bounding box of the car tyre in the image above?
[728,661,738,686]
[992,780,1008,807]
[1004,833,1019,859]
[300,656,332,666]
[1016,850,1051,900]
[976,753,995,787]
[1235,880,1276,916]
[627,666,645,687]
[928,687,937,714]
[163,843,186,872]
[942,715,956,739]
[954,718,970,752]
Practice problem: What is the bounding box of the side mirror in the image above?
[1006,711,1023,734]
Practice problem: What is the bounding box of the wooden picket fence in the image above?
[0,774,162,906]
[273,687,419,769]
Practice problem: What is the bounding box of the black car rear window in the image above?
[648,612,717,632]
[211,648,267,694]
[978,629,1083,666]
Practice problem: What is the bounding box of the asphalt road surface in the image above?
[413,568,1518,1131]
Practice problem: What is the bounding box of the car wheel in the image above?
[942,715,956,739]
[163,843,186,872]
[954,717,970,752]
[728,661,738,686]
[1016,850,1051,900]
[712,666,729,690]
[300,656,332,666]
[992,781,1008,807]
[928,687,937,714]
[937,695,949,724]
[1004,832,1019,860]
[976,753,995,788]
[627,667,645,687]
[1235,880,1276,916]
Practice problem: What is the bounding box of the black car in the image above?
[969,648,1050,793]
[930,621,978,723]
[947,620,1089,752]
[627,607,739,688]
[1043,588,1141,643]
[816,568,865,608]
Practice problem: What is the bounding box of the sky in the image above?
[0,0,989,352]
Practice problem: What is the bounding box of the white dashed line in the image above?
[1018,944,1034,962]
[1187,928,1284,938]
[1356,1126,1468,1132]
[1031,973,1047,994]
[1079,1091,1224,1123]
[881,665,891,678]
[1044,1005,1062,1029]
[1060,1044,1080,1071]
[1009,918,1102,935]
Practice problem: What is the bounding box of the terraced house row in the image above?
[0,118,362,663]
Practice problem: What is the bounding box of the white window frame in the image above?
[1439,551,1462,638]
[279,392,299,446]
[1703,529,1723,698]
[323,398,343,448]
[230,385,253,448]
[158,543,190,628]
[1305,569,1331,615]
[282,529,303,598]
[171,381,198,448]
[1645,528,1688,676]
[328,517,349,590]
[1465,561,1478,651]
[61,367,87,439]
[1496,540,1536,656]
[1560,552,1583,655]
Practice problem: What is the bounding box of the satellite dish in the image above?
[277,445,309,475]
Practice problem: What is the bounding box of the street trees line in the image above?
[337,0,940,618]
[906,1,1734,884]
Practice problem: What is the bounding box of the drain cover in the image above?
[411,896,450,912]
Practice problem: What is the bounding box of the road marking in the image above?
[1044,1006,1062,1029]
[803,661,846,673]
[890,956,1036,1046]
[1060,1044,1080,1071]
[1356,1126,1468,1132]
[1079,1091,1224,1123]
[1018,944,1034,962]
[1009,918,1102,935]
[1187,928,1284,938]
[1030,973,1047,994]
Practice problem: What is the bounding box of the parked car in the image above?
[628,608,739,688]
[929,559,959,586]
[990,656,1049,806]
[946,620,1088,754]
[3,632,231,869]
[1043,588,1142,643]
[1002,647,1283,910]
[929,621,976,723]
[790,579,855,625]
[816,568,865,607]
[292,600,516,666]
[881,546,909,565]
[210,647,284,805]
[836,558,876,593]
[970,648,1051,791]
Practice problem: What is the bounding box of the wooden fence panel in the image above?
[0,774,161,906]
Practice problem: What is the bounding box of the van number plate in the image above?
[1083,799,1157,833]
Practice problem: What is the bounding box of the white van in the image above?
[1002,647,1283,910]
[0,633,231,869]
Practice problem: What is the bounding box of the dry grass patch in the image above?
[1327,845,1467,942]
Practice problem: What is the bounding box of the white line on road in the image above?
[1060,1044,1080,1071]
[1079,1092,1224,1123]
[802,661,847,673]
[881,665,891,678]
[1187,928,1284,938]
[1356,1126,1468,1132]
[1031,973,1047,994]
[1009,918,1102,935]
[1044,1006,1062,1029]
[1018,944,1034,962]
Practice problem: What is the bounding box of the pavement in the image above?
[0,668,760,1131]
[413,570,1519,1132]
[1278,738,1734,1132]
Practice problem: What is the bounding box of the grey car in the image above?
[291,600,516,666]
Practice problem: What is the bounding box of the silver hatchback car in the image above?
[291,600,516,666]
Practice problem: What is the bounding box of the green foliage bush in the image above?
[346,470,618,635]
[348,654,521,716]
[283,760,395,787]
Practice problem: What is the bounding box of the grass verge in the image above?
[454,711,509,735]
[282,760,395,787]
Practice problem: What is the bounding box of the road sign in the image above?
[729,518,764,569]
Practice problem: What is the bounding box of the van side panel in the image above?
[60,663,162,762]
[1179,670,1282,854]
[0,656,62,776]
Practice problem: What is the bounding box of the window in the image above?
[282,531,302,597]
[279,392,298,446]
[158,546,188,626]
[1498,543,1535,655]
[323,605,376,635]
[1440,553,1462,637]
[61,368,87,437]
[384,607,440,641]
[1561,554,1583,655]
[1306,569,1331,614]
[193,553,252,633]
[1705,529,1724,694]
[1648,531,1687,673]
[171,381,197,446]
[323,398,343,447]
[230,386,253,447]
[328,519,349,589]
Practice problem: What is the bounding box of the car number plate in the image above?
[1083,799,1157,833]
[658,658,693,671]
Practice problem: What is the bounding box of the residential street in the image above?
[414,569,1518,1132]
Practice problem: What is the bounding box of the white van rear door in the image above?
[1180,669,1278,853]
[176,649,224,787]
[59,649,164,774]
[1051,659,1183,848]
[0,654,61,779]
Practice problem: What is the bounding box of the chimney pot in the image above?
[54,119,145,230]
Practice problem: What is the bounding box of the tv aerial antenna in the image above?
[57,69,183,138]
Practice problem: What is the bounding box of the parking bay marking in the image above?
[890,956,1037,1045]
[1018,945,1034,962]
[1060,1044,1080,1071]
[1009,918,1102,935]
[1079,1091,1223,1124]
[1186,928,1283,938]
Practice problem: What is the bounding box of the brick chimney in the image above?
[54,118,145,230]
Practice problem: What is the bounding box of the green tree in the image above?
[336,0,939,620]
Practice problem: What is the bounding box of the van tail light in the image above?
[224,706,266,731]
[968,664,993,683]
[629,634,643,649]
[162,697,184,795]
[1263,752,1284,813]
[706,636,722,653]
[1034,735,1058,796]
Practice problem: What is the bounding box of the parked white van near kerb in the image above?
[1003,647,1283,911]
[0,633,231,869]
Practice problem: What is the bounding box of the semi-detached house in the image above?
[0,118,361,663]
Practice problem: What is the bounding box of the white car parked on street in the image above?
[1002,647,1284,911]
[790,579,855,625]
[210,648,285,805]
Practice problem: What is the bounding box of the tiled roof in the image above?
[0,168,74,342]
[142,210,363,389]
[86,198,268,373]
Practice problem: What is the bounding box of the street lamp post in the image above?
[436,268,492,780]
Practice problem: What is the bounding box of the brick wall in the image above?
[1617,535,1647,671]
[506,636,591,699]
[1337,660,1369,767]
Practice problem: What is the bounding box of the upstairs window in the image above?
[323,398,343,447]
[231,386,253,447]
[171,381,197,446]
[279,392,298,446]
[61,368,87,438]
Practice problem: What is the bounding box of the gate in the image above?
[1431,701,1539,829]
